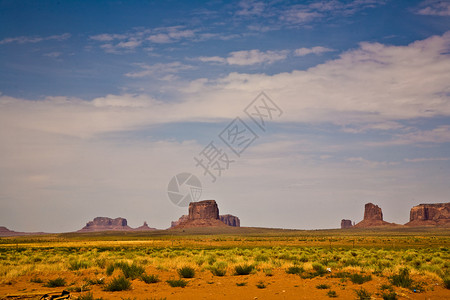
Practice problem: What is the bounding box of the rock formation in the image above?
[133,221,157,231]
[171,215,189,228]
[220,214,240,227]
[172,213,240,228]
[405,203,450,226]
[354,203,393,227]
[341,219,353,229]
[172,200,239,228]
[0,226,47,237]
[78,217,132,232]
[78,217,157,232]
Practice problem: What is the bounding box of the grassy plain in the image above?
[0,227,449,299]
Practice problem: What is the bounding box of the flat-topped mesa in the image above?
[341,219,353,229]
[354,203,394,228]
[406,203,450,226]
[189,200,219,220]
[78,217,132,232]
[220,214,240,227]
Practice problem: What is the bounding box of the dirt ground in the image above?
[1,267,448,299]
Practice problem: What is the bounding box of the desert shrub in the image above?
[84,278,104,285]
[166,278,187,288]
[286,266,304,275]
[255,254,269,262]
[177,266,195,278]
[30,277,43,283]
[350,273,372,284]
[141,274,159,284]
[69,260,90,271]
[209,264,227,276]
[106,264,115,276]
[354,287,371,300]
[443,277,450,289]
[256,281,266,289]
[44,277,66,287]
[104,276,131,291]
[382,291,398,300]
[234,264,254,275]
[312,262,327,276]
[327,290,338,298]
[77,292,94,300]
[316,284,330,289]
[119,263,145,279]
[236,282,247,286]
[390,268,413,289]
[263,268,273,276]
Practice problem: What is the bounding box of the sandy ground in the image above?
[1,267,448,299]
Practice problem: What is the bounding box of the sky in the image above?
[0,0,449,232]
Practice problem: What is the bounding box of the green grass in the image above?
[69,260,90,271]
[389,268,413,289]
[382,291,398,300]
[141,274,159,284]
[326,290,338,298]
[354,287,371,300]
[117,262,145,279]
[316,284,331,289]
[349,273,372,284]
[234,264,255,275]
[103,276,132,291]
[286,266,304,275]
[177,266,195,278]
[443,277,450,289]
[209,265,227,276]
[166,278,188,288]
[44,277,66,287]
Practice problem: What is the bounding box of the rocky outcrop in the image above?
[171,215,189,228]
[133,221,157,231]
[78,217,132,232]
[189,200,219,220]
[0,226,47,237]
[172,200,239,228]
[172,213,240,228]
[406,203,450,226]
[354,203,393,228]
[341,219,353,229]
[220,214,240,227]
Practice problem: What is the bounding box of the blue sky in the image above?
[0,0,449,232]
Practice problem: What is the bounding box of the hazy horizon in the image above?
[1,0,449,232]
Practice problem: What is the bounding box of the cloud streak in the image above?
[0,33,71,45]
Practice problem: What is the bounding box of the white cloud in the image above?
[236,0,265,16]
[227,49,289,65]
[0,33,71,45]
[346,157,399,167]
[416,0,450,16]
[294,46,334,56]
[404,157,450,163]
[44,52,62,58]
[89,33,127,41]
[125,62,194,78]
[200,49,289,66]
[197,56,226,63]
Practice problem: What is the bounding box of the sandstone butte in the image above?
[405,203,450,226]
[353,203,395,228]
[340,219,353,229]
[171,200,240,228]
